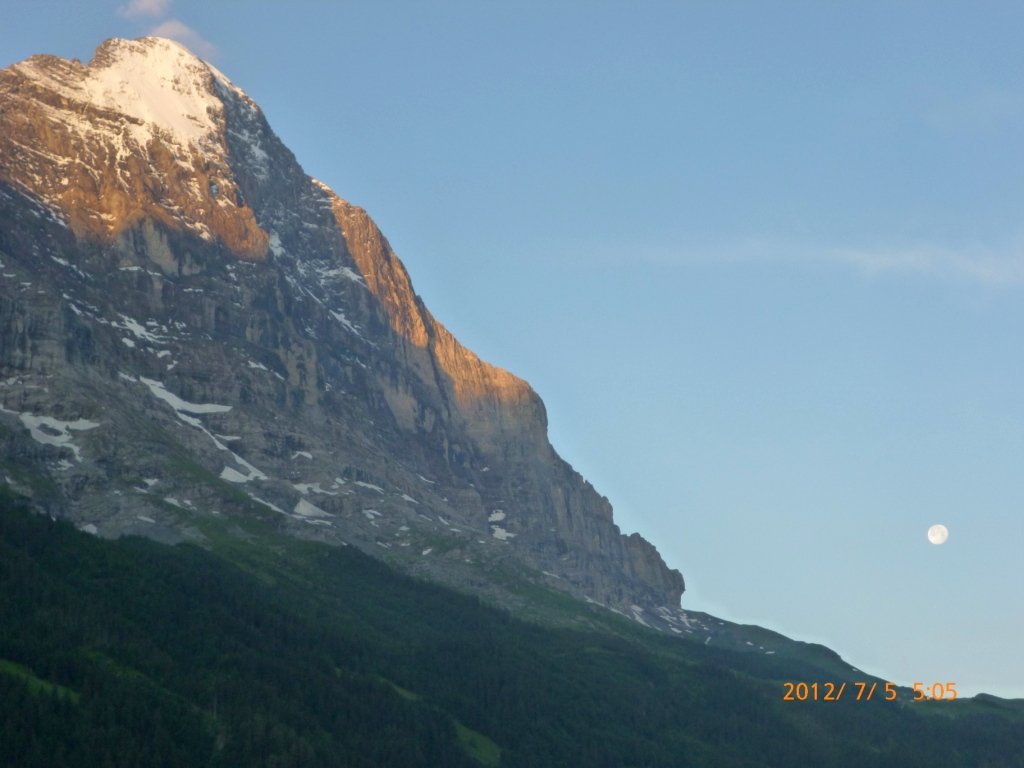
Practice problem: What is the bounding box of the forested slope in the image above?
[2,490,1023,768]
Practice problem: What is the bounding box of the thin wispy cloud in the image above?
[922,86,1024,135]
[148,19,219,60]
[115,0,219,61]
[823,243,1024,284]
[625,237,1024,286]
[118,0,172,19]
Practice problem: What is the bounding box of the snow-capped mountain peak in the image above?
[18,37,229,154]
[1,37,270,259]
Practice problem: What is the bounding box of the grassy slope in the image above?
[2,489,1023,768]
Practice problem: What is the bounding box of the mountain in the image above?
[0,36,683,617]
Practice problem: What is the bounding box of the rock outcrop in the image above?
[0,37,684,612]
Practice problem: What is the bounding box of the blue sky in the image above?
[4,2,1024,698]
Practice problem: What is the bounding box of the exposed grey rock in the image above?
[0,36,683,612]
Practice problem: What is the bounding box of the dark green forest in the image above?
[2,489,1023,767]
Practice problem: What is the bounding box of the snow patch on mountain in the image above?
[329,309,360,335]
[294,498,331,518]
[17,37,223,154]
[0,404,100,461]
[267,232,285,257]
[490,525,516,541]
[137,378,266,483]
[116,315,166,344]
[140,377,231,415]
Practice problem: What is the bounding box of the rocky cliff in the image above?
[0,37,684,615]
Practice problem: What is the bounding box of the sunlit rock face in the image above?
[0,37,684,611]
[0,38,267,259]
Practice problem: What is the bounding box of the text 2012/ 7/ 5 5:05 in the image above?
[783,682,957,701]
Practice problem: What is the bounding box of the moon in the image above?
[927,524,949,545]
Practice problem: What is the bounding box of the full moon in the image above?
[927,524,949,545]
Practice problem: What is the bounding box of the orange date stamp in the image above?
[782,682,958,701]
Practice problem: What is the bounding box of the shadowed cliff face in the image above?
[0,37,684,612]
